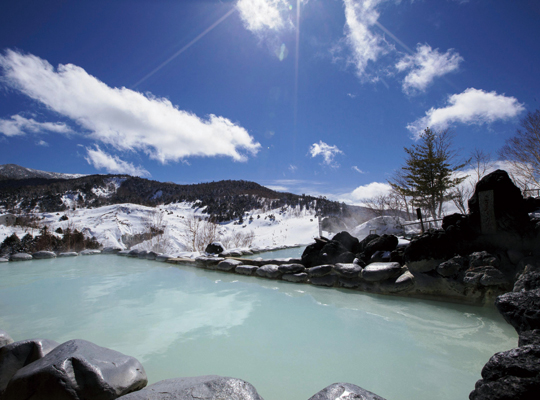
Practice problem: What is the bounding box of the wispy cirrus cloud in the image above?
[407,88,525,138]
[85,146,150,177]
[352,166,365,174]
[396,44,463,94]
[0,50,261,164]
[0,114,72,137]
[309,141,344,167]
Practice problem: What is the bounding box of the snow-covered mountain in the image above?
[0,164,85,181]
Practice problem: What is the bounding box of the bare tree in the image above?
[499,109,540,189]
[180,214,219,252]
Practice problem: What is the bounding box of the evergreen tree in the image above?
[389,128,467,220]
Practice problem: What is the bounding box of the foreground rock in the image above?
[308,382,386,400]
[32,251,57,259]
[9,253,32,261]
[495,289,540,334]
[3,339,147,400]
[470,345,540,400]
[0,338,59,395]
[0,330,13,348]
[117,375,264,400]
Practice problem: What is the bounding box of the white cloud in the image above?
[309,141,344,167]
[347,181,392,202]
[237,0,292,32]
[407,88,525,138]
[85,146,151,177]
[265,185,288,192]
[0,50,261,162]
[289,164,297,173]
[0,114,72,137]
[352,166,365,174]
[396,44,463,94]
[342,0,388,80]
[36,140,49,147]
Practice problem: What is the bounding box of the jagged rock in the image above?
[470,251,500,268]
[235,265,259,275]
[310,275,337,287]
[519,330,540,347]
[80,249,101,255]
[3,339,147,400]
[364,234,398,257]
[216,259,243,271]
[317,241,350,265]
[331,231,360,253]
[277,264,305,274]
[0,330,13,348]
[333,263,362,278]
[117,375,263,400]
[205,242,224,255]
[308,382,386,400]
[58,252,78,257]
[256,264,281,279]
[155,254,173,262]
[442,213,476,241]
[301,241,327,268]
[137,250,149,259]
[437,255,467,277]
[307,265,334,278]
[9,253,32,261]
[391,270,415,292]
[362,262,402,282]
[464,266,508,288]
[468,169,531,234]
[282,273,308,283]
[0,338,59,395]
[496,289,540,334]
[514,271,540,292]
[357,234,380,252]
[32,251,56,259]
[144,251,159,260]
[102,247,122,254]
[469,345,540,400]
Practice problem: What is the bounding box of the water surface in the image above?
[0,255,517,400]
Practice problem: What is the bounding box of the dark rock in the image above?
[9,253,32,261]
[437,256,467,277]
[408,258,445,273]
[32,251,56,259]
[442,213,476,240]
[364,234,398,257]
[403,229,456,263]
[470,251,500,268]
[256,264,281,279]
[235,265,259,275]
[137,250,149,259]
[308,382,386,400]
[470,345,540,400]
[117,250,130,257]
[216,259,243,271]
[205,242,224,255]
[282,273,308,283]
[519,330,540,347]
[307,265,334,278]
[128,249,140,257]
[0,330,13,348]
[514,271,540,292]
[58,252,78,257]
[468,169,531,234]
[331,231,360,253]
[333,263,362,278]
[496,289,540,334]
[195,257,224,268]
[102,247,122,254]
[277,263,305,274]
[155,254,173,262]
[317,241,350,265]
[145,251,159,260]
[362,262,402,282]
[357,234,380,252]
[335,251,356,264]
[464,266,508,288]
[0,338,59,395]
[391,270,415,292]
[3,339,147,400]
[310,275,337,287]
[337,277,361,288]
[301,241,326,268]
[117,375,263,400]
[369,250,392,263]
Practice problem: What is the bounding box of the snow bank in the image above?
[351,216,419,240]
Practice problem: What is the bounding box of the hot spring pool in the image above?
[0,254,517,400]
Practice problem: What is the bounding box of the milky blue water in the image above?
[0,255,517,400]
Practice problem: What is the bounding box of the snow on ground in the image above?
[1,203,423,256]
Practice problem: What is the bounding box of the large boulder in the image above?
[436,255,467,277]
[514,271,540,292]
[9,253,32,261]
[362,262,402,282]
[403,229,456,264]
[318,241,350,266]
[331,231,360,253]
[32,251,56,259]
[282,273,308,283]
[205,242,224,255]
[3,339,147,400]
[215,259,243,272]
[277,264,305,274]
[463,266,509,288]
[0,338,59,395]
[301,240,327,268]
[308,382,386,400]
[333,263,363,278]
[307,265,334,278]
[470,345,540,400]
[363,234,398,257]
[495,289,540,334]
[468,169,530,234]
[255,264,281,279]
[117,375,264,400]
[235,265,259,276]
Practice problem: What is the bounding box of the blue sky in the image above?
[0,0,538,203]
